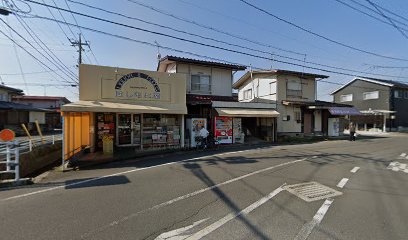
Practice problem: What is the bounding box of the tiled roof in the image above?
[159,55,247,70]
[12,95,71,103]
[233,70,329,89]
[0,84,24,93]
[0,101,49,111]
[282,100,353,107]
[331,77,408,94]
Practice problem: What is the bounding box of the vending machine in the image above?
[214,116,233,144]
[186,118,207,147]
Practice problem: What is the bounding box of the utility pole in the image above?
[70,33,89,66]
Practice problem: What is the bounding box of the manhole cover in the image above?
[284,181,342,202]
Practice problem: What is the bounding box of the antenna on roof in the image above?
[270,53,274,70]
[154,40,161,62]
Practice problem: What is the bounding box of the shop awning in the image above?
[215,108,279,117]
[61,100,187,114]
[328,107,361,115]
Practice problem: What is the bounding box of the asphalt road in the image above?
[1,133,408,240]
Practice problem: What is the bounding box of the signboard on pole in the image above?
[0,129,15,142]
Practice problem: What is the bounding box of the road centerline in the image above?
[336,178,349,188]
[350,167,360,173]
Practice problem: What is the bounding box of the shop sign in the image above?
[114,72,161,100]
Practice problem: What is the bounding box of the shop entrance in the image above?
[117,114,141,146]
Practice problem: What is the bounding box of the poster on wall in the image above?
[215,116,233,144]
[186,118,207,147]
[233,118,244,144]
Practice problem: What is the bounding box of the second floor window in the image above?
[363,91,379,100]
[394,90,404,99]
[244,89,252,99]
[287,79,302,97]
[191,75,211,93]
[340,94,353,102]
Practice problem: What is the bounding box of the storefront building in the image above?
[61,64,187,161]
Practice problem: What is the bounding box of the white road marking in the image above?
[79,158,310,238]
[336,178,349,188]
[387,161,408,173]
[400,153,406,157]
[0,147,278,201]
[294,198,334,240]
[350,167,360,173]
[184,185,285,240]
[155,218,209,240]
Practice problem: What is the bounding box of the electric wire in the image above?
[124,0,304,57]
[65,0,98,64]
[0,19,78,85]
[237,0,408,62]
[332,0,408,32]
[22,0,408,80]
[11,12,78,80]
[23,13,408,86]
[365,0,408,39]
[66,0,408,80]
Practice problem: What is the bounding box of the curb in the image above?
[0,178,32,189]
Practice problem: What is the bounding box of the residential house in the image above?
[233,70,360,137]
[158,56,280,144]
[12,95,71,129]
[332,77,408,131]
[0,85,48,135]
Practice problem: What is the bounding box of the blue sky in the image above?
[1,0,408,101]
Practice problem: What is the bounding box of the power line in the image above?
[65,0,98,64]
[332,0,408,32]
[237,0,408,62]
[24,12,408,85]
[124,0,304,57]
[67,0,307,62]
[22,0,408,80]
[0,69,62,75]
[11,12,78,80]
[5,17,29,94]
[49,0,75,38]
[365,0,408,40]
[347,0,408,27]
[0,18,78,85]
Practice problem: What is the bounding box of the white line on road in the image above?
[155,218,210,240]
[185,185,285,240]
[400,153,407,157]
[294,198,334,240]
[336,178,349,188]
[0,147,276,201]
[79,158,310,238]
[350,167,360,173]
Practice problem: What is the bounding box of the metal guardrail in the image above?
[0,135,62,161]
[0,141,20,181]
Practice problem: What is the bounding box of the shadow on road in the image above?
[183,161,270,239]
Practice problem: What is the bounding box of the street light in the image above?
[0,7,12,16]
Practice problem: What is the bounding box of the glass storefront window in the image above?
[143,114,181,149]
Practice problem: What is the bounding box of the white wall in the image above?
[174,63,232,96]
[29,112,46,124]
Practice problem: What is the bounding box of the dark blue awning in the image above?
[328,107,361,115]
